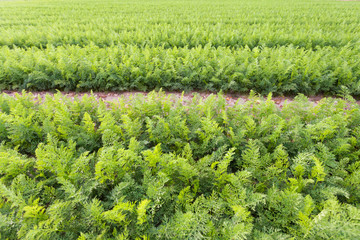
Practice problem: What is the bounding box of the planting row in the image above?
[0,92,359,239]
[0,44,359,95]
[1,0,359,49]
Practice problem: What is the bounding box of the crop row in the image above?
[0,91,359,239]
[1,20,359,50]
[1,0,360,95]
[1,0,359,49]
[0,44,359,95]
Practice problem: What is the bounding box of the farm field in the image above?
[0,0,359,95]
[1,91,360,239]
[1,0,360,239]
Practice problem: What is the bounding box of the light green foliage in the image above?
[0,91,360,239]
[0,145,34,181]
[136,199,151,225]
[0,0,360,94]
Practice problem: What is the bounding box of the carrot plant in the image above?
[0,91,359,239]
[0,44,359,95]
[0,0,359,95]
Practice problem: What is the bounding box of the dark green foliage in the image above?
[0,91,359,239]
[0,44,359,95]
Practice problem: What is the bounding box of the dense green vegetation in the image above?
[0,91,360,239]
[1,0,360,238]
[0,0,360,94]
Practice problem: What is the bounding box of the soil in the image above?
[2,90,358,108]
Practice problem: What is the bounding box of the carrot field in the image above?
[1,0,360,239]
[0,0,359,95]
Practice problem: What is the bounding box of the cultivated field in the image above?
[1,0,360,239]
[1,92,360,239]
[0,0,359,95]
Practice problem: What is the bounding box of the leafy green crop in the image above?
[0,0,359,95]
[0,91,359,239]
[0,44,359,95]
[0,0,359,50]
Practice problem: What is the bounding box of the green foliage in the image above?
[0,91,360,239]
[0,0,359,50]
[0,44,359,95]
[0,0,360,95]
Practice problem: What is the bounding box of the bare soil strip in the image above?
[3,90,358,108]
